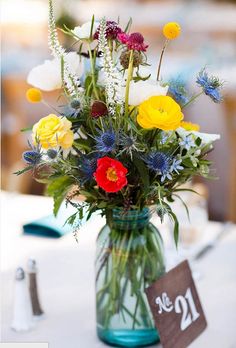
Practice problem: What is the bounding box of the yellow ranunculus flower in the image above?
[180,121,200,132]
[163,22,181,40]
[32,114,74,149]
[137,96,184,131]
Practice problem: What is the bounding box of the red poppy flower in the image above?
[94,157,128,193]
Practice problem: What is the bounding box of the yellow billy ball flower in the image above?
[137,96,184,131]
[180,121,200,132]
[32,114,74,149]
[163,22,181,40]
[26,88,42,103]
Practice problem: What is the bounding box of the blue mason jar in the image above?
[96,208,165,347]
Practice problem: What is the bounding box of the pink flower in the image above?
[118,32,148,52]
[117,32,129,44]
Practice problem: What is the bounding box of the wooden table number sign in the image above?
[145,260,207,348]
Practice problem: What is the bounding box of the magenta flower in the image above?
[94,21,122,40]
[117,32,129,44]
[118,32,148,52]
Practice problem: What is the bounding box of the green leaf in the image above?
[173,194,190,222]
[162,202,179,248]
[133,157,150,193]
[124,17,132,33]
[133,73,151,82]
[46,176,74,216]
[166,195,175,203]
[97,201,107,209]
[64,212,77,226]
[90,14,95,39]
[73,138,92,151]
[182,158,194,167]
[20,126,33,132]
[195,137,202,146]
[169,211,179,248]
[14,166,33,176]
[80,190,97,199]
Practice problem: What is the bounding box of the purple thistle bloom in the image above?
[144,152,172,182]
[196,69,223,103]
[22,150,42,165]
[95,130,116,153]
[47,149,58,159]
[79,154,99,183]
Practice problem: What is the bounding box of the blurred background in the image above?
[1,0,236,222]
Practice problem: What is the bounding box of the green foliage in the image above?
[46,176,74,215]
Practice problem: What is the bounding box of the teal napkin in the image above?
[23,214,72,238]
[23,203,87,238]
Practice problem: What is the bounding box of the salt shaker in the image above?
[27,259,44,319]
[11,267,34,331]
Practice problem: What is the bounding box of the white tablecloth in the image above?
[1,192,236,347]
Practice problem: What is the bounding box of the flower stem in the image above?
[182,91,203,109]
[125,50,134,116]
[88,44,100,100]
[156,39,169,81]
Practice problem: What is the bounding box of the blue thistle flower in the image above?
[196,69,223,103]
[119,133,140,157]
[61,100,81,119]
[79,154,99,183]
[95,130,116,153]
[168,79,189,106]
[22,150,42,165]
[47,149,58,159]
[144,152,172,182]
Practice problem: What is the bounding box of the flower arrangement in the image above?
[18,0,223,247]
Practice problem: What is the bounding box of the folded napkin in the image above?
[23,203,87,238]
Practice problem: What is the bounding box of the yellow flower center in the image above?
[106,167,118,182]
